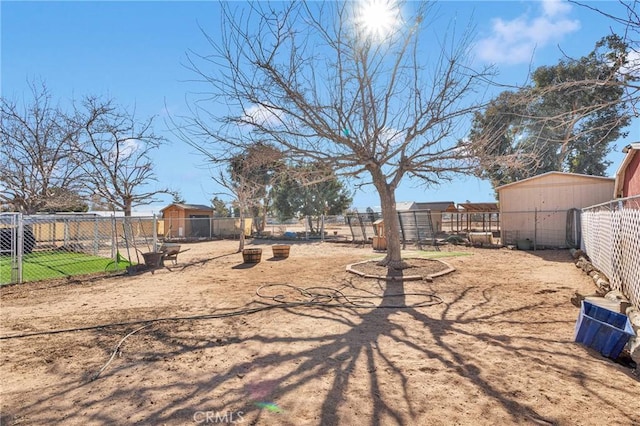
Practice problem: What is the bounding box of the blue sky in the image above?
[2,0,638,213]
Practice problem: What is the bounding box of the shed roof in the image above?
[160,203,213,212]
[496,171,614,191]
[414,201,456,212]
[457,202,499,213]
[395,202,416,211]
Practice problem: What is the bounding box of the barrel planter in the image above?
[272,245,291,259]
[242,248,262,264]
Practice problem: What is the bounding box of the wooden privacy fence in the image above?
[581,195,640,310]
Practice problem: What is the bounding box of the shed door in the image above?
[189,215,210,238]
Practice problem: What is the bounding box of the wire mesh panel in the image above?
[500,210,573,248]
[396,210,438,249]
[345,213,373,242]
[582,196,640,310]
[0,213,20,284]
[0,214,159,285]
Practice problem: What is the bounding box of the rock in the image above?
[571,291,599,308]
[571,249,586,259]
[594,278,611,293]
[626,307,640,323]
[604,290,631,312]
[625,308,640,365]
[571,292,584,308]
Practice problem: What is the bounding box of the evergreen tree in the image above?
[271,163,352,233]
[471,35,631,189]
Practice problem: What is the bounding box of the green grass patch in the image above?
[0,251,132,285]
[403,250,473,259]
[367,250,472,260]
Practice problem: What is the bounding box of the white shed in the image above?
[497,172,615,248]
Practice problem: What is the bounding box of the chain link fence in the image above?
[499,209,581,249]
[581,195,640,310]
[0,214,159,285]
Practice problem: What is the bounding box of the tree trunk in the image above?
[238,213,246,252]
[124,199,133,217]
[372,178,405,270]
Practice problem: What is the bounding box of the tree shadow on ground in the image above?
[523,249,577,264]
[6,268,639,425]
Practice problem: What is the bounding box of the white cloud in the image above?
[621,49,640,78]
[109,139,139,163]
[542,0,571,17]
[476,1,580,65]
[243,104,282,127]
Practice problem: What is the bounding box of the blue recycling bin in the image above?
[574,301,635,359]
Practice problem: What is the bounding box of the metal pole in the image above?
[111,215,118,269]
[534,208,538,251]
[153,214,158,252]
[93,217,99,255]
[16,214,24,284]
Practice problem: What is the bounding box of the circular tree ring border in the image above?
[346,258,456,282]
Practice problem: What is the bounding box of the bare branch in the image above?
[174,0,497,267]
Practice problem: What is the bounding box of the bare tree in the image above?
[74,97,169,216]
[0,81,84,213]
[179,1,496,268]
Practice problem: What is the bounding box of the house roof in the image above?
[614,142,640,197]
[496,171,614,191]
[396,201,456,212]
[160,203,213,212]
[395,202,416,211]
[414,201,456,212]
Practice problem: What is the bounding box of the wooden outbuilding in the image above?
[614,142,640,198]
[160,203,214,239]
[455,202,500,233]
[497,172,615,248]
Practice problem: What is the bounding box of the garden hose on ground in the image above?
[1,283,444,380]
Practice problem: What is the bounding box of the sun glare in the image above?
[355,0,401,41]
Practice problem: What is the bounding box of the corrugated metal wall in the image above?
[498,173,615,248]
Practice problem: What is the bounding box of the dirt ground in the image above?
[1,240,638,425]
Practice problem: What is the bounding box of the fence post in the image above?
[534,208,538,251]
[153,214,158,252]
[397,212,406,249]
[412,211,420,249]
[320,214,325,242]
[93,217,99,255]
[15,214,24,284]
[63,218,70,247]
[111,215,118,269]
